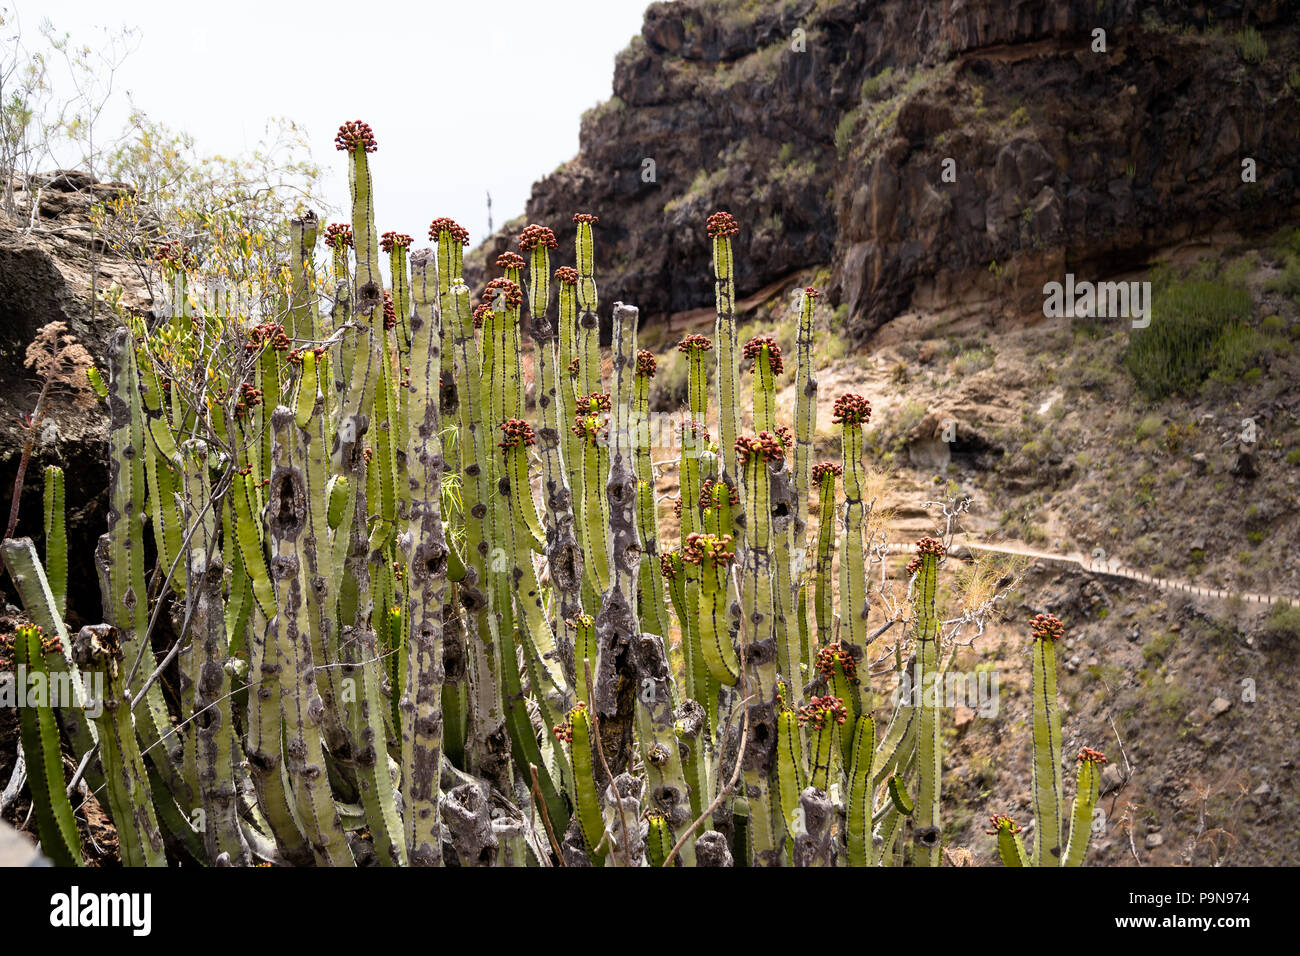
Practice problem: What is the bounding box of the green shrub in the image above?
[1286,449,1300,466]
[1263,604,1300,641]
[1264,256,1300,298]
[1123,279,1253,398]
[1236,27,1267,64]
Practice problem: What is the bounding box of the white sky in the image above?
[30,0,655,246]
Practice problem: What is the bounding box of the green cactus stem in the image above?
[844,712,876,867]
[267,406,355,866]
[42,465,67,618]
[1029,612,1066,866]
[987,814,1030,868]
[687,532,739,686]
[71,624,166,867]
[1064,748,1107,867]
[798,695,847,792]
[833,393,873,721]
[811,462,840,645]
[707,212,741,482]
[910,536,945,867]
[5,625,82,866]
[558,702,606,865]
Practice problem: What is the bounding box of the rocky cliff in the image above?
[470,0,1300,339]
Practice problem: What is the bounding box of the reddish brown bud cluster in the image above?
[797,695,848,730]
[472,303,491,329]
[680,418,710,443]
[636,349,657,377]
[576,392,612,415]
[706,210,740,238]
[499,418,536,455]
[380,231,412,253]
[495,251,525,271]
[335,120,377,153]
[286,348,305,366]
[382,291,396,331]
[1076,747,1108,764]
[235,382,264,418]
[803,286,821,299]
[518,224,558,251]
[572,413,608,443]
[428,217,470,245]
[363,447,374,463]
[247,322,290,352]
[743,336,785,375]
[682,532,736,568]
[1030,613,1066,643]
[677,334,713,354]
[907,536,946,579]
[572,213,599,225]
[832,393,872,426]
[660,551,678,580]
[153,240,194,269]
[324,223,354,249]
[775,424,793,448]
[482,277,523,310]
[39,631,62,657]
[985,814,1021,835]
[566,357,580,376]
[554,266,579,285]
[553,701,587,743]
[811,461,842,482]
[815,642,858,682]
[698,477,739,509]
[392,563,404,582]
[735,431,785,466]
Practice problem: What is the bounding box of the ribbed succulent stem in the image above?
[912,547,943,867]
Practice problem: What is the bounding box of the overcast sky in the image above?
[30,0,655,246]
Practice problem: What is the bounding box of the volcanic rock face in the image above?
[0,172,146,621]
[471,0,1300,338]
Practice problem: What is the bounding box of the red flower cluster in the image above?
[428,217,470,246]
[382,291,396,331]
[572,213,599,225]
[1077,747,1108,765]
[815,641,858,682]
[682,532,735,568]
[775,424,793,448]
[566,357,580,376]
[554,266,579,285]
[706,210,740,238]
[677,334,713,354]
[1029,613,1066,643]
[471,302,491,329]
[797,695,848,730]
[576,392,612,415]
[495,251,525,271]
[334,120,377,153]
[831,393,872,426]
[699,477,739,509]
[985,814,1021,835]
[802,286,821,299]
[743,336,785,375]
[324,223,354,249]
[482,277,523,310]
[380,231,412,253]
[735,431,785,466]
[811,461,842,482]
[635,349,657,377]
[499,418,536,455]
[518,224,558,251]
